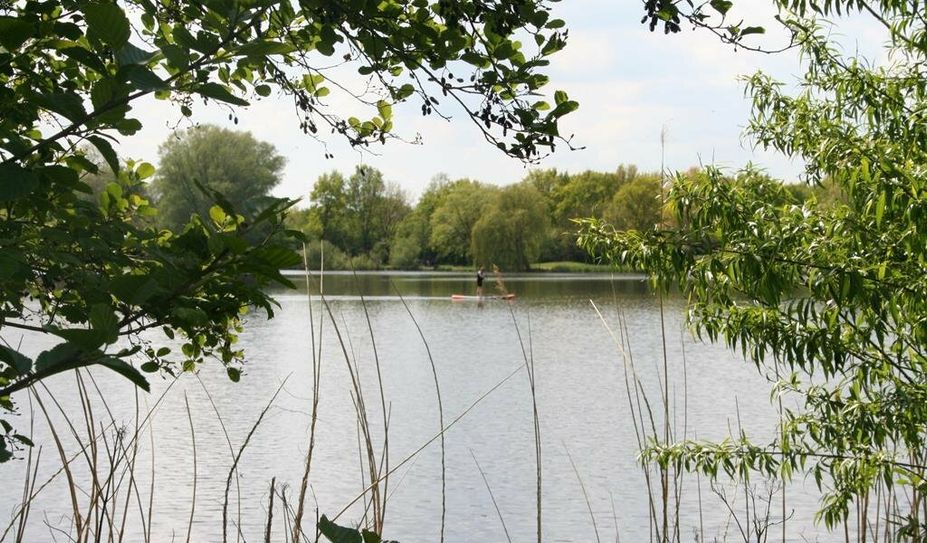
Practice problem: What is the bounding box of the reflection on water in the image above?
[0,273,827,542]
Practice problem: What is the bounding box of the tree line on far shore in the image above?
[283,164,836,272]
[116,123,838,272]
[284,164,662,270]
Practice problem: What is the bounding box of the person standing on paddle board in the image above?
[476,266,485,298]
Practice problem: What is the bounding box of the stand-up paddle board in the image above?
[451,294,515,301]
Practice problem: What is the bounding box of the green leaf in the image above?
[226,367,241,382]
[253,246,302,269]
[116,42,157,66]
[875,190,886,226]
[13,434,34,447]
[0,163,40,201]
[89,304,119,345]
[33,92,87,123]
[235,40,296,57]
[125,65,167,91]
[171,26,198,51]
[141,361,159,372]
[87,135,119,174]
[0,346,32,376]
[160,44,190,69]
[255,84,272,97]
[209,205,227,224]
[110,274,160,305]
[0,251,31,281]
[318,515,362,543]
[60,46,108,74]
[35,343,83,373]
[316,27,338,56]
[39,165,80,188]
[709,0,733,14]
[136,162,156,179]
[0,16,34,50]
[84,3,131,49]
[49,328,107,350]
[740,26,765,36]
[99,358,150,392]
[377,100,393,120]
[116,118,143,136]
[198,83,249,106]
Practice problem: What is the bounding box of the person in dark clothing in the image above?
[476,266,485,298]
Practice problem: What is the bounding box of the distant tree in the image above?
[552,165,637,224]
[471,184,548,270]
[150,126,285,231]
[604,174,663,231]
[303,167,408,265]
[344,166,409,260]
[429,180,496,265]
[524,168,570,209]
[388,174,458,268]
[304,171,351,249]
[388,222,425,269]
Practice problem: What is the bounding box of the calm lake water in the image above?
[0,272,832,542]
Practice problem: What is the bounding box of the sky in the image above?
[118,0,886,204]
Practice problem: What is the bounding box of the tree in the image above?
[0,0,572,463]
[429,180,495,265]
[472,183,548,270]
[304,166,409,264]
[541,165,638,261]
[150,125,285,231]
[603,174,662,231]
[388,174,454,268]
[584,0,927,533]
[304,171,351,250]
[345,166,409,260]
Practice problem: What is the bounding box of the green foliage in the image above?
[302,167,410,266]
[150,125,285,231]
[429,179,496,265]
[300,165,688,269]
[318,515,397,543]
[586,2,927,530]
[304,171,351,249]
[389,214,428,269]
[0,0,572,461]
[552,166,636,225]
[471,183,549,270]
[603,174,663,231]
[542,165,640,261]
[345,167,410,258]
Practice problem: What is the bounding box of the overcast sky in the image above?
[118,1,884,204]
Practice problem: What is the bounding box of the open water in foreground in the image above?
[0,272,832,541]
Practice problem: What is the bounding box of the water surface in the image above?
[0,272,828,542]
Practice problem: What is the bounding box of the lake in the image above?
[0,272,831,542]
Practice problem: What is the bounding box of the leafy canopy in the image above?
[150,125,286,231]
[580,0,927,531]
[0,0,573,461]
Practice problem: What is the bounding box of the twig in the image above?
[469,449,512,543]
[184,393,197,543]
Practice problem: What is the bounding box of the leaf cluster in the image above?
[585,1,927,527]
[0,0,573,460]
